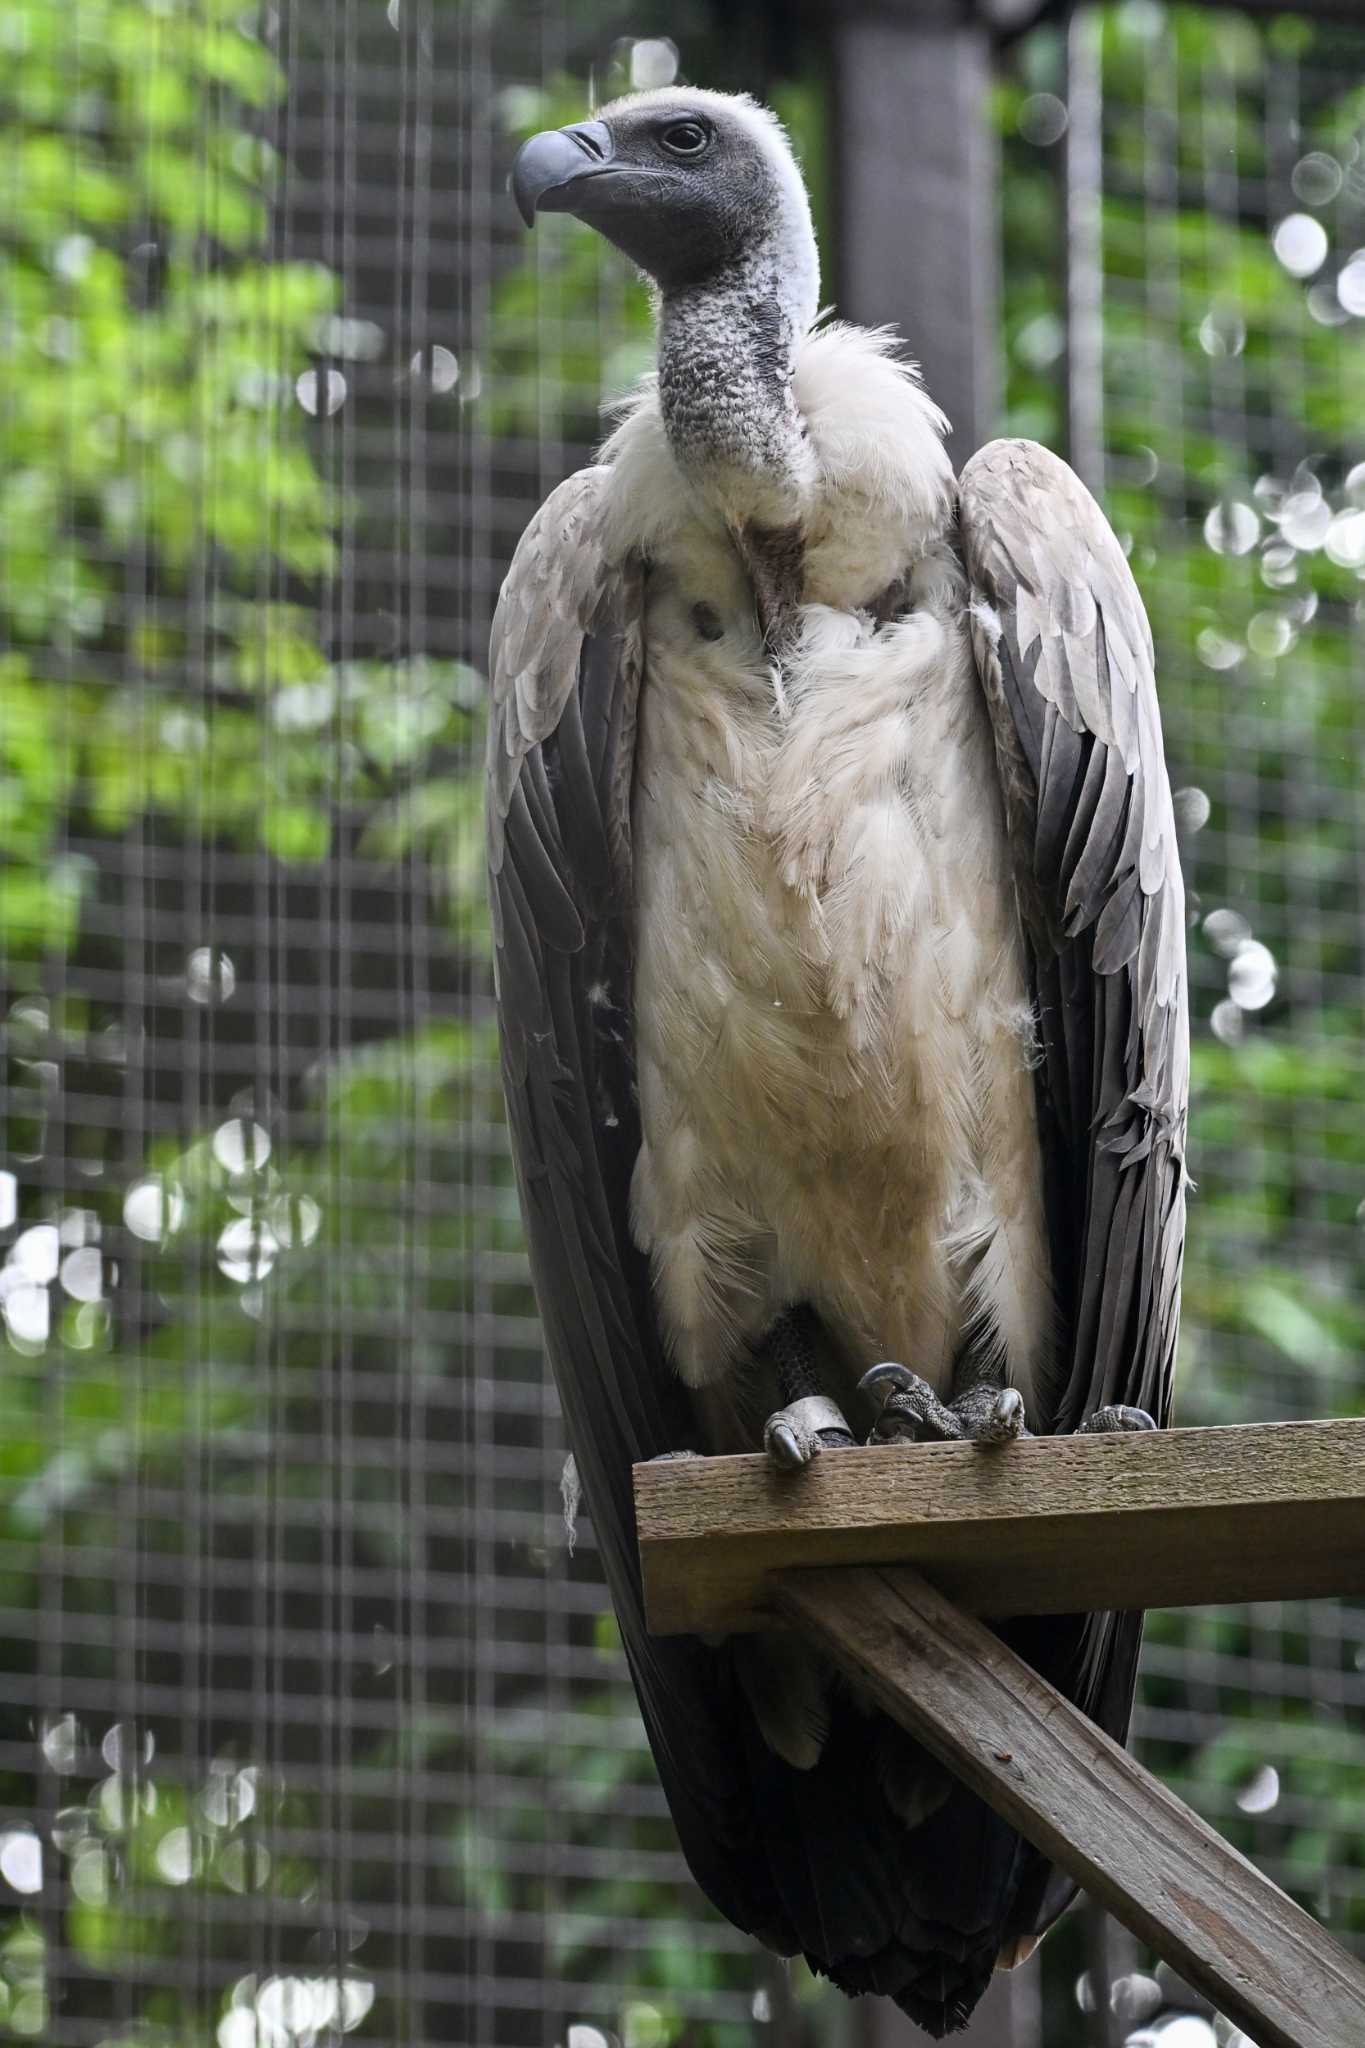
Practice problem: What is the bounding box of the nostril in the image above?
[565,121,612,163]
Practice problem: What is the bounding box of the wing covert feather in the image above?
[959,436,1190,1951]
[958,438,1187,1439]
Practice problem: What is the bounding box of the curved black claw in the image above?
[765,1417,810,1471]
[764,1395,854,1472]
[858,1362,963,1444]
[858,1361,920,1403]
[1077,1403,1157,1435]
[859,1365,1030,1447]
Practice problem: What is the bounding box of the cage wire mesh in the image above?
[1060,4,1365,2018]
[2,4,1365,2048]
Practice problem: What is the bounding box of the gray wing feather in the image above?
[959,437,1187,1436]
[487,465,797,1953]
[958,435,1189,1947]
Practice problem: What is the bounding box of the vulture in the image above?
[488,88,1188,2035]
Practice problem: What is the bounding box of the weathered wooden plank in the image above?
[773,1566,1365,2048]
[634,1419,1365,1636]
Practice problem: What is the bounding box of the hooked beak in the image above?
[510,120,618,227]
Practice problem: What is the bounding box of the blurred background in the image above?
[3,1,1365,2043]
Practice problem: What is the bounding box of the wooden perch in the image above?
[633,1422,1365,2048]
[634,1418,1365,1636]
[772,1566,1365,2048]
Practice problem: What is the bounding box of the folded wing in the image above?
[958,436,1189,1937]
[488,467,795,1942]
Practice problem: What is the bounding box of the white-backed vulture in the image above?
[488,88,1187,2034]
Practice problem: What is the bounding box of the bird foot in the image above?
[763,1395,855,1472]
[858,1363,1029,1447]
[1076,1404,1156,1434]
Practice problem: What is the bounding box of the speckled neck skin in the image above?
[657,256,813,529]
[654,97,824,545]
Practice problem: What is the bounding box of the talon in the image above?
[982,1388,1026,1445]
[868,1393,926,1445]
[763,1394,849,1471]
[858,1361,919,1409]
[1078,1403,1156,1435]
[860,1363,963,1444]
[766,1420,811,1471]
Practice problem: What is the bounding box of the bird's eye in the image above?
[659,119,711,159]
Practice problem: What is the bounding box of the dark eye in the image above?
[659,119,711,159]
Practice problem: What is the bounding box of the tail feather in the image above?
[683,1606,1147,2036]
[734,1686,1028,2036]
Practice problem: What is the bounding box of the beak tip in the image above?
[511,122,614,230]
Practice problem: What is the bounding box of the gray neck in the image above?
[656,249,814,530]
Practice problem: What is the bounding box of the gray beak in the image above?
[510,120,617,227]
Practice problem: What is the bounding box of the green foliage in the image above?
[484,70,661,441]
[0,1,504,2038]
[0,0,344,971]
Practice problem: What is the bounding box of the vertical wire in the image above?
[389,1,415,2036]
[1274,25,1343,1917]
[337,0,361,2033]
[120,0,154,2026]
[537,16,575,2033]
[470,4,511,2031]
[34,0,83,2031]
[317,0,344,2029]
[1250,13,1293,1865]
[405,0,435,2036]
[1064,7,1105,491]
[469,0,495,2014]
[186,0,212,2024]
[263,0,300,2015]
[246,0,284,2016]
[394,0,426,2032]
[456,1,487,2035]
[1340,2,1365,1920]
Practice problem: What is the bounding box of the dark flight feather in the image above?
[959,436,1188,1953]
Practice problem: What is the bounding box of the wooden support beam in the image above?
[772,1566,1365,2048]
[634,1418,1365,1636]
[831,6,1000,464]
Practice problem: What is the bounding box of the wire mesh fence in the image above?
[1,3,1364,2046]
[1061,6,1365,2027]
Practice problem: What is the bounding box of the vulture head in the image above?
[511,88,819,326]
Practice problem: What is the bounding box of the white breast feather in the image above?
[616,325,1055,1415]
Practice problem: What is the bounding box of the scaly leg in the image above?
[761,1304,855,1471]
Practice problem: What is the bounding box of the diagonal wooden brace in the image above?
[632,1425,1365,2048]
[773,1566,1365,2048]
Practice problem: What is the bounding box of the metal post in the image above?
[829,1,1001,466]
